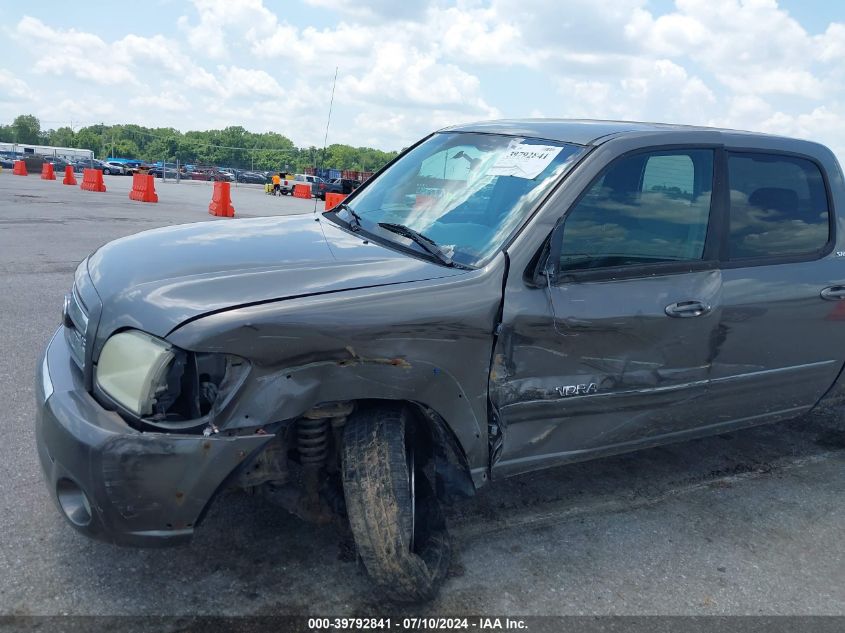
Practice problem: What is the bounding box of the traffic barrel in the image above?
[208,181,235,217]
[13,160,27,176]
[62,165,77,185]
[129,173,158,203]
[80,168,106,192]
[41,162,56,180]
[324,192,346,211]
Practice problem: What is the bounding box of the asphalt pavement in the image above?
[0,170,843,618]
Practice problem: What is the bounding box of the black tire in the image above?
[103,168,111,175]
[342,405,450,602]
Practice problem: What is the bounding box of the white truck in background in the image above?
[280,173,319,195]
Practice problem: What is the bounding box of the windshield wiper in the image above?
[377,222,457,267]
[335,202,362,231]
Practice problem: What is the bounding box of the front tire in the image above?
[342,404,450,602]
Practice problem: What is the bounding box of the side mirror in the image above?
[529,222,564,287]
[544,221,565,281]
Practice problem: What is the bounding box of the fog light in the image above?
[56,478,92,527]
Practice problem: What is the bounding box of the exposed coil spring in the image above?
[297,417,330,465]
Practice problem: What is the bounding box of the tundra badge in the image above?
[555,383,598,397]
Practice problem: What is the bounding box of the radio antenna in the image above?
[315,66,339,215]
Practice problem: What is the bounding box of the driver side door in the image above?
[491,147,724,478]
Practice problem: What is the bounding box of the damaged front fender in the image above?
[166,267,507,486]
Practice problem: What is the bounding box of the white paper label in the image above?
[488,142,564,179]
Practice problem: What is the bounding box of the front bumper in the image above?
[35,327,273,547]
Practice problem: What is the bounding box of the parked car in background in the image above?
[101,160,123,175]
[190,167,234,182]
[71,159,101,173]
[106,161,131,175]
[41,156,71,170]
[74,159,123,175]
[148,166,180,179]
[106,160,150,175]
[312,178,334,200]
[21,154,71,173]
[314,177,361,200]
[236,171,269,184]
[0,155,15,169]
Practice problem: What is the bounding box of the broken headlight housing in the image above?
[95,329,248,430]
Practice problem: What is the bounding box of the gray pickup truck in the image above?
[35,119,845,601]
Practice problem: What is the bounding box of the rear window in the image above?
[727,153,830,260]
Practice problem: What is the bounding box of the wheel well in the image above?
[233,398,477,516]
[350,399,476,501]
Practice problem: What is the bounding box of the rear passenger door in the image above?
[710,151,842,424]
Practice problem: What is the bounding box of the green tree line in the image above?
[0,114,398,173]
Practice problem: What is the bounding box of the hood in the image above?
[88,214,466,340]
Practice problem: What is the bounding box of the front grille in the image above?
[64,286,89,370]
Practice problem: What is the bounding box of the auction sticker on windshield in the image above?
[488,141,564,179]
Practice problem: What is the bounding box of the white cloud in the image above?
[113,34,185,74]
[130,91,190,112]
[342,43,492,112]
[556,58,715,124]
[40,97,117,124]
[815,22,845,62]
[177,0,277,59]
[493,0,646,55]
[302,0,429,22]
[759,106,845,156]
[182,66,226,96]
[429,6,529,66]
[3,0,845,160]
[628,0,825,97]
[0,70,31,102]
[251,21,374,68]
[15,16,138,86]
[218,66,286,99]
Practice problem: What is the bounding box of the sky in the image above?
[1,0,844,158]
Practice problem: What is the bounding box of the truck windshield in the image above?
[334,132,585,267]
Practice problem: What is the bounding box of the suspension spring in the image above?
[297,417,330,465]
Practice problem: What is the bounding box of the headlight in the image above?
[96,330,174,417]
[95,329,249,427]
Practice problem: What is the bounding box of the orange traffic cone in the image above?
[41,162,56,180]
[63,165,77,185]
[324,192,346,210]
[12,160,27,176]
[208,181,235,217]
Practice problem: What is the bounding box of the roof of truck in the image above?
[439,118,787,146]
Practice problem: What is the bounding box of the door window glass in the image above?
[727,153,829,259]
[556,149,714,272]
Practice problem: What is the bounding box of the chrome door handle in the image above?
[665,300,710,318]
[821,286,845,300]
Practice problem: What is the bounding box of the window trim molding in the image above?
[719,147,836,269]
[545,144,723,286]
[556,259,719,284]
